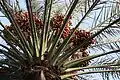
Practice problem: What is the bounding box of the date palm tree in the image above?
[0,0,120,80]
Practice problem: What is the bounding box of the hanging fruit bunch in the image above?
[3,12,95,65]
[68,29,96,80]
[3,11,43,41]
[50,14,71,39]
[49,14,96,70]
[70,29,96,67]
[3,12,96,64]
[70,29,95,47]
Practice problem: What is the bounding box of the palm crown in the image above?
[0,0,120,80]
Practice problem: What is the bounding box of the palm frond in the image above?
[61,69,120,79]
[0,0,33,61]
[47,0,79,60]
[63,49,120,68]
[25,0,39,58]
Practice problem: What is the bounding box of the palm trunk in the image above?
[24,71,61,80]
[23,60,61,80]
[24,71,41,80]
